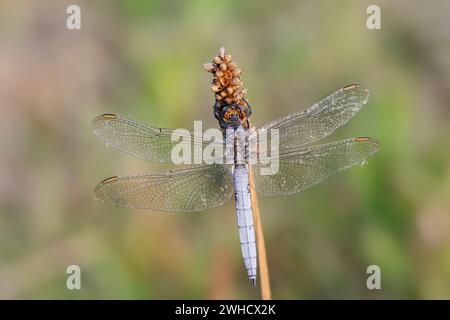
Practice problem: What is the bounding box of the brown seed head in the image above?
[204,47,247,108]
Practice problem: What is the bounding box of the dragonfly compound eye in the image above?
[219,104,250,129]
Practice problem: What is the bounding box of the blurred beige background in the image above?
[0,0,450,299]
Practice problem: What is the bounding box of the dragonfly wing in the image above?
[254,84,370,151]
[91,114,225,163]
[252,137,379,196]
[94,164,234,212]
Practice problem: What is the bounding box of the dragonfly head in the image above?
[216,100,252,129]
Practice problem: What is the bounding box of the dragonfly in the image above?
[91,84,379,286]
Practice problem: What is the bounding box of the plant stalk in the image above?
[249,166,272,300]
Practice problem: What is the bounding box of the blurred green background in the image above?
[1,0,450,299]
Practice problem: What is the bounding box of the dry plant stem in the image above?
[249,166,272,300]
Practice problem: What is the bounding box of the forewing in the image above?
[253,137,379,196]
[94,164,234,212]
[91,114,225,163]
[254,85,370,152]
